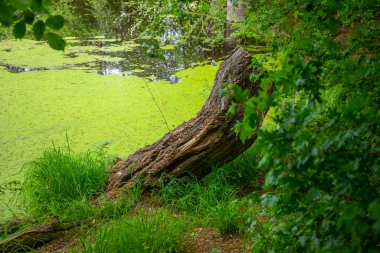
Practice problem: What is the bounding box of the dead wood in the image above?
[0,218,72,252]
[107,47,272,193]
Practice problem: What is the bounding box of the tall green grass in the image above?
[155,143,264,209]
[154,144,263,234]
[155,175,237,213]
[79,210,185,253]
[22,146,109,217]
[210,199,247,235]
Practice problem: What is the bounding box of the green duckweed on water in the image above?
[0,38,219,221]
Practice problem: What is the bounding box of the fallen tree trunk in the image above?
[107,48,272,192]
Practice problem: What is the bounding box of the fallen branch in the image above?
[0,218,73,252]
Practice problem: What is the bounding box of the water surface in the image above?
[0,37,220,220]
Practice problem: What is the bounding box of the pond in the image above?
[0,37,222,221]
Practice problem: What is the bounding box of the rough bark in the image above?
[107,48,272,192]
[0,219,72,252]
[225,0,247,49]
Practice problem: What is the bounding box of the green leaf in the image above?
[220,82,235,99]
[369,199,380,221]
[233,85,249,102]
[372,222,380,235]
[33,20,45,40]
[199,3,210,14]
[45,15,65,30]
[10,0,31,10]
[13,20,26,39]
[226,102,237,118]
[260,193,278,208]
[46,32,66,51]
[42,0,52,10]
[30,0,43,11]
[0,3,15,27]
[250,191,260,203]
[23,9,35,24]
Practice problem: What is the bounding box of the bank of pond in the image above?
[0,37,222,221]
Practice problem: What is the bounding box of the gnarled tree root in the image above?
[0,218,73,252]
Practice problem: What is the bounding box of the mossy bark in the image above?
[0,219,72,252]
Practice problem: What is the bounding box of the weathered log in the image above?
[0,218,72,252]
[107,48,272,191]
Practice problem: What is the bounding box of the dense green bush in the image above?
[225,0,380,252]
[161,0,378,251]
[51,0,160,39]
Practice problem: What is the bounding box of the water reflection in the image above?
[96,61,124,76]
[0,37,225,84]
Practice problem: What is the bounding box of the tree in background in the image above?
[0,0,161,48]
[54,0,161,40]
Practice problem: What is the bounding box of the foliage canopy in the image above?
[0,0,66,50]
[225,1,379,252]
[145,0,380,251]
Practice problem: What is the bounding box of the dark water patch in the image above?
[1,36,226,81]
[96,61,125,76]
[94,60,183,83]
[93,58,214,83]
[0,56,220,84]
[68,39,123,48]
[64,52,79,58]
[3,64,32,73]
[168,75,182,84]
[0,62,94,73]
[89,40,225,81]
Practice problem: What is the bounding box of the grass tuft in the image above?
[79,210,185,253]
[210,199,246,235]
[22,146,109,217]
[154,144,264,235]
[155,175,237,213]
[98,195,133,220]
